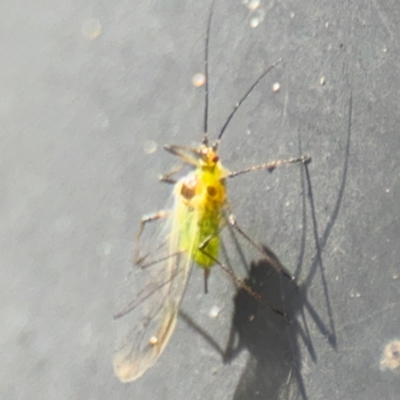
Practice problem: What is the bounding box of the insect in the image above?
[113,0,311,383]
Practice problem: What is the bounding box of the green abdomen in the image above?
[180,207,220,270]
[193,209,220,268]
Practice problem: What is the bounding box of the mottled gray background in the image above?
[1,0,400,399]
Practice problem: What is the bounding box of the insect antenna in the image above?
[202,0,216,146]
[217,58,282,142]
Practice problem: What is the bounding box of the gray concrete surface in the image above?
[1,0,400,399]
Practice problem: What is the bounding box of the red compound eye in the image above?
[212,155,219,162]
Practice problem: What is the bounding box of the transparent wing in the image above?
[113,196,196,382]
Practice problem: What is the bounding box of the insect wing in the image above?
[113,198,195,382]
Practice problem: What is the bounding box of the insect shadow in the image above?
[226,245,306,400]
[180,237,312,399]
[231,90,351,398]
[181,89,352,399]
[180,234,313,400]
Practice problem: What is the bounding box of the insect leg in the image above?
[114,252,184,320]
[198,227,228,294]
[159,162,185,184]
[227,154,311,179]
[198,235,285,316]
[226,213,295,280]
[135,211,169,265]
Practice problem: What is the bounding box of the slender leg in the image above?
[198,225,231,294]
[227,213,295,280]
[227,155,311,179]
[198,234,285,316]
[159,162,185,184]
[114,262,182,320]
[135,211,169,265]
[115,211,184,320]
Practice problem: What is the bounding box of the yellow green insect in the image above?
[113,1,310,383]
